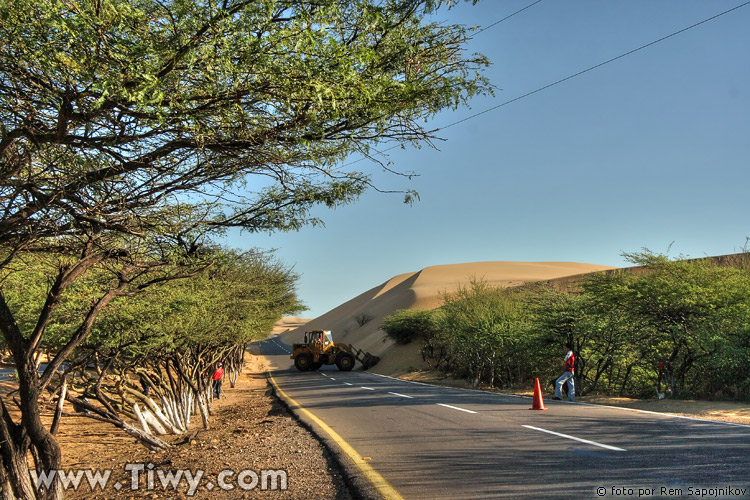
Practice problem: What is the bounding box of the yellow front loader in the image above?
[290,330,379,371]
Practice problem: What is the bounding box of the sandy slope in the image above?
[278,261,614,374]
[271,316,312,335]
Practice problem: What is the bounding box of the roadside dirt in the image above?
[55,353,352,499]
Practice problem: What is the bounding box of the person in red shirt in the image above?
[553,344,575,402]
[212,362,224,399]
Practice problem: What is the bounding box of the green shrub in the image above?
[381,309,435,345]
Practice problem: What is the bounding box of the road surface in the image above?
[257,337,750,500]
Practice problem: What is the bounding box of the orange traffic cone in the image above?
[529,377,548,410]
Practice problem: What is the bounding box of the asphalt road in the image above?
[257,337,750,500]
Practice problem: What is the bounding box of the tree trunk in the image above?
[123,387,183,435]
[118,421,171,451]
[619,364,633,396]
[18,363,64,500]
[0,409,37,500]
[142,410,168,435]
[133,403,152,434]
[196,391,210,430]
[180,389,193,429]
[49,377,67,437]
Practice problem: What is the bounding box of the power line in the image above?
[438,1,750,132]
[344,1,750,167]
[474,0,544,35]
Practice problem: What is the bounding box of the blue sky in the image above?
[226,0,750,319]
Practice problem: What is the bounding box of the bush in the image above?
[381,309,435,345]
[431,280,533,388]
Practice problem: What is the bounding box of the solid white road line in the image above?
[522,425,627,452]
[388,392,414,399]
[437,403,477,414]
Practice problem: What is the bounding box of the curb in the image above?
[265,371,385,500]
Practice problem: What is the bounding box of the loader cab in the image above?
[304,330,334,351]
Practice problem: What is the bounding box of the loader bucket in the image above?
[361,353,380,369]
[347,344,380,370]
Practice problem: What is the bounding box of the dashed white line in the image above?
[343,382,353,386]
[522,425,626,452]
[361,387,375,391]
[388,392,414,399]
[437,403,477,414]
[369,373,432,386]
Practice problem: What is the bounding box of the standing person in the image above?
[553,344,575,402]
[140,376,150,397]
[212,362,224,399]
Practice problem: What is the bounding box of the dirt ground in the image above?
[54,354,352,499]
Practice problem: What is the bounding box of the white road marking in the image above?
[330,378,336,381]
[361,387,375,391]
[388,392,414,399]
[343,382,353,386]
[522,425,626,452]
[369,372,749,428]
[369,373,432,386]
[437,403,477,414]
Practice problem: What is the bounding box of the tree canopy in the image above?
[0,0,491,251]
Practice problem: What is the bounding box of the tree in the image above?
[432,280,529,388]
[576,251,750,398]
[615,251,750,397]
[0,1,490,497]
[64,247,303,445]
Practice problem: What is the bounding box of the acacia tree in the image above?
[593,252,750,397]
[61,248,302,445]
[0,0,490,497]
[432,281,530,388]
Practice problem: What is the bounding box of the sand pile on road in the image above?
[278,261,614,375]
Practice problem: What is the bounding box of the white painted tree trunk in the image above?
[142,410,167,435]
[120,421,170,451]
[133,403,151,434]
[196,391,210,430]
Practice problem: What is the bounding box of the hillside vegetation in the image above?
[382,251,750,400]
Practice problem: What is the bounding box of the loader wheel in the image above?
[335,353,355,371]
[311,361,323,371]
[294,353,313,371]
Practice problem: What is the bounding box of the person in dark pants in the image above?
[212,362,224,399]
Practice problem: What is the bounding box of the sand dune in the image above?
[271,317,312,335]
[277,261,614,375]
